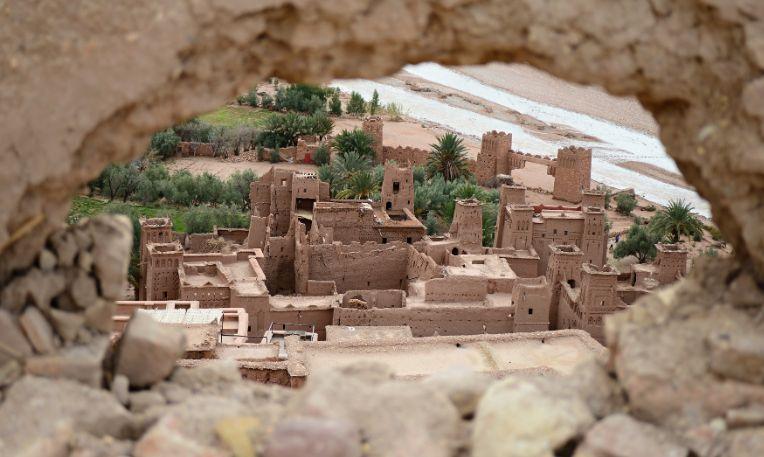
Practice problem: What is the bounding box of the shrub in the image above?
[705,224,724,241]
[274,84,331,113]
[241,88,259,107]
[211,125,258,157]
[223,170,257,210]
[704,247,719,257]
[260,93,274,109]
[346,91,366,116]
[149,129,180,159]
[184,205,249,234]
[134,163,171,204]
[385,102,406,121]
[313,144,330,166]
[412,165,427,184]
[173,118,215,143]
[101,164,142,202]
[329,90,342,116]
[643,204,657,212]
[369,90,381,115]
[615,193,637,216]
[256,145,265,161]
[333,129,375,159]
[270,147,281,163]
[614,223,660,263]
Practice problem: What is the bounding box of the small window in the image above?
[451,247,459,255]
[382,237,388,244]
[406,237,412,244]
[564,230,568,235]
[528,308,533,315]
[281,179,287,187]
[386,201,392,210]
[553,229,557,235]
[393,182,400,193]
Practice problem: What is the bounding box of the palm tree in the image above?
[427,133,469,181]
[336,170,379,199]
[332,128,375,159]
[649,199,704,243]
[330,151,371,182]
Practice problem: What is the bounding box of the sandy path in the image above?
[458,63,659,135]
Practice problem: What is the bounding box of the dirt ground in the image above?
[165,157,317,179]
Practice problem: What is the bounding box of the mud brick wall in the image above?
[333,305,513,337]
[424,276,488,302]
[381,146,429,167]
[307,242,409,293]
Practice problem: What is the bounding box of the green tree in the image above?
[149,129,181,159]
[223,170,257,210]
[274,84,331,113]
[313,144,330,166]
[482,203,499,247]
[258,112,308,148]
[307,111,334,139]
[649,199,704,243]
[614,223,660,263]
[184,205,249,234]
[336,170,379,199]
[346,91,366,116]
[196,172,225,205]
[369,90,381,115]
[329,90,342,116]
[332,128,375,159]
[330,150,372,182]
[427,133,469,181]
[615,193,637,216]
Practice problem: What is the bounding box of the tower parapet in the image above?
[476,131,512,185]
[449,198,484,249]
[553,146,592,203]
[362,116,384,163]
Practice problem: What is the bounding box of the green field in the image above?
[197,105,275,128]
[69,196,189,232]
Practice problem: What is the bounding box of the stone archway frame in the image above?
[1,0,763,281]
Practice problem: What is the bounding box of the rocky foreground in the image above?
[0,216,761,456]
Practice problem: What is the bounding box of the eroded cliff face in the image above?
[1,1,764,455]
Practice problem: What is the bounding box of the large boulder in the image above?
[472,376,595,457]
[114,310,186,388]
[0,376,132,455]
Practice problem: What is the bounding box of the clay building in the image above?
[494,185,607,272]
[473,131,593,204]
[551,146,592,203]
[138,162,681,348]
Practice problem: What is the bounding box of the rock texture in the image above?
[1,0,764,281]
[1,1,764,456]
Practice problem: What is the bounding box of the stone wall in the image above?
[381,146,429,167]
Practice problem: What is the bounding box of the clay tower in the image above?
[362,116,384,163]
[138,217,173,300]
[552,146,592,203]
[476,131,511,185]
[381,163,414,214]
[449,198,483,249]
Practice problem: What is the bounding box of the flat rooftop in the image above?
[446,255,516,279]
[290,330,605,380]
[269,294,340,310]
[325,325,413,343]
